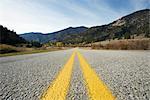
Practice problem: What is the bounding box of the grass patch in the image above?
[0,44,19,54]
[0,44,64,57]
[0,49,55,57]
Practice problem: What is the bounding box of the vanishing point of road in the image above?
[0,48,149,100]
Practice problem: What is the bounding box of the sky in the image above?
[0,0,149,34]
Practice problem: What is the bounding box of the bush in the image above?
[26,41,42,48]
[0,44,19,54]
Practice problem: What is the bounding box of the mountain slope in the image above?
[20,26,88,43]
[20,9,149,44]
[0,25,26,45]
[60,9,150,44]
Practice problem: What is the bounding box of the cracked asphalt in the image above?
[0,48,149,100]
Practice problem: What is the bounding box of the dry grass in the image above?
[0,44,20,54]
[91,39,150,50]
[0,44,66,57]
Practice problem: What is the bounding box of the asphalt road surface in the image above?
[0,48,149,100]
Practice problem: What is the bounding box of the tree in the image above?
[0,25,26,45]
[124,33,131,39]
[56,42,64,47]
[30,41,42,47]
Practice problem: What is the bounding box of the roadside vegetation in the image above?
[91,39,150,50]
[0,44,65,57]
[0,9,149,57]
[0,25,66,57]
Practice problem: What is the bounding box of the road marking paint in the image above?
[77,52,115,100]
[41,51,75,100]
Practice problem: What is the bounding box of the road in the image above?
[0,48,149,100]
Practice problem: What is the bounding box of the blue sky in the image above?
[0,0,149,34]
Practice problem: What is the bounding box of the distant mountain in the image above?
[20,26,88,43]
[0,25,26,45]
[20,32,49,43]
[20,9,149,44]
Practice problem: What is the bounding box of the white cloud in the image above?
[0,0,72,33]
[0,0,148,34]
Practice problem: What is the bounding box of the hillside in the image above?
[20,9,149,44]
[0,25,26,45]
[60,9,150,44]
[20,26,88,43]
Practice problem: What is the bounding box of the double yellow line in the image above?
[41,52,75,100]
[41,51,115,100]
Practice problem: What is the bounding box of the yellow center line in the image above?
[40,51,76,100]
[77,51,115,100]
